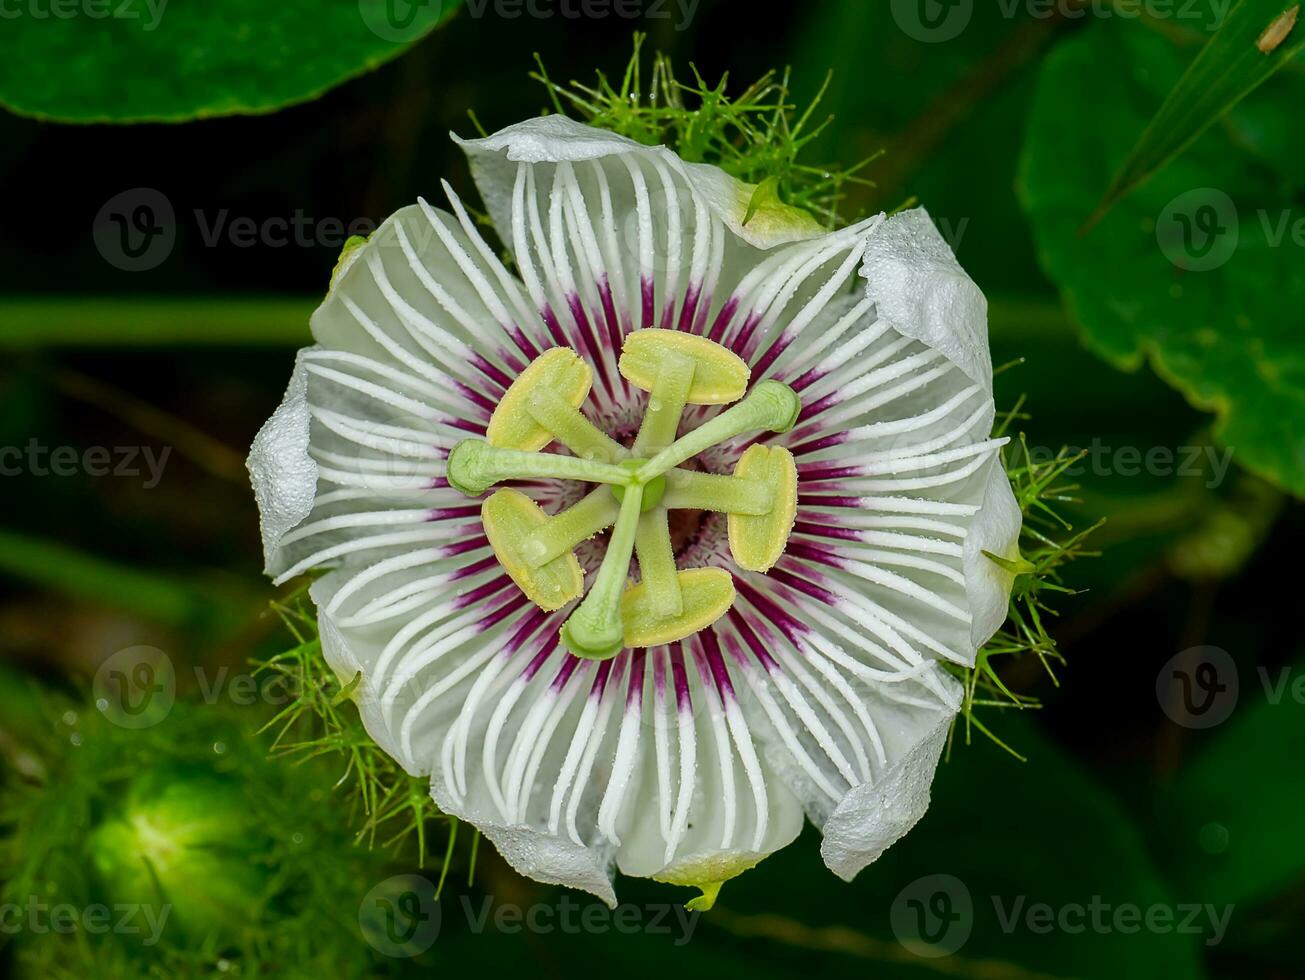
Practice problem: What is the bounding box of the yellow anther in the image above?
[619,329,750,406]
[487,347,592,452]
[481,489,583,612]
[621,567,735,648]
[726,445,798,572]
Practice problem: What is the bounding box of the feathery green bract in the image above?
[517,33,881,229]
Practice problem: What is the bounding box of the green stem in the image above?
[634,508,683,619]
[561,484,645,660]
[0,296,315,347]
[524,488,620,567]
[527,388,628,463]
[632,349,695,456]
[663,470,773,515]
[446,440,635,496]
[637,381,800,481]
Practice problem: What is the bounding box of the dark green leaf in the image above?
[0,0,462,123]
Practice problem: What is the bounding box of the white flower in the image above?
[248,116,1022,908]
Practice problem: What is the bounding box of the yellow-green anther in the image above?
[633,508,682,620]
[561,482,645,661]
[727,444,798,572]
[619,328,750,406]
[487,347,592,452]
[662,469,773,516]
[446,439,635,497]
[525,387,628,463]
[631,348,696,456]
[636,380,801,482]
[522,487,620,568]
[621,567,735,648]
[481,489,584,612]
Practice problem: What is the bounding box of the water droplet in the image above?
[528,540,548,561]
[649,398,664,412]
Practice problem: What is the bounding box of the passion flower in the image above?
[248,116,1022,908]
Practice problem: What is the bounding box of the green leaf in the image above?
[1093,1,1305,224]
[1019,21,1305,497]
[0,0,462,123]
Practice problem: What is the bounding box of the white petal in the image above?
[455,115,826,252]
[609,643,805,889]
[819,709,954,881]
[963,462,1022,650]
[247,349,320,573]
[710,593,960,878]
[859,207,993,391]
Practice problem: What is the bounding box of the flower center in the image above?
[445,329,801,662]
